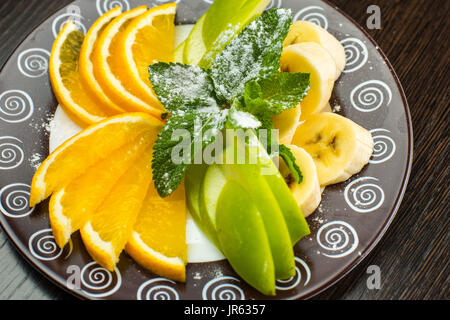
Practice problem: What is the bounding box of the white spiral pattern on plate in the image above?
[0,136,24,170]
[345,177,385,213]
[317,221,359,258]
[341,38,368,73]
[369,129,396,164]
[137,278,179,300]
[266,0,283,10]
[28,229,64,261]
[0,183,34,218]
[294,6,328,30]
[0,90,34,123]
[52,12,86,38]
[202,276,245,300]
[350,80,392,112]
[17,48,50,78]
[96,0,130,15]
[80,262,122,298]
[276,257,311,290]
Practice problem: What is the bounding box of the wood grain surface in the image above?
[0,0,448,300]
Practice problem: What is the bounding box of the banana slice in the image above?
[273,103,301,145]
[281,43,336,119]
[279,145,321,218]
[322,102,332,113]
[283,21,346,80]
[291,112,374,187]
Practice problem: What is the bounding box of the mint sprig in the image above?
[210,8,293,102]
[149,9,309,197]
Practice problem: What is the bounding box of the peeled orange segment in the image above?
[281,42,336,119]
[78,7,125,115]
[49,133,153,248]
[30,113,163,207]
[49,21,108,127]
[126,182,187,282]
[80,145,154,271]
[94,6,164,116]
[116,3,176,108]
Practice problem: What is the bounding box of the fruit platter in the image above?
[0,0,412,300]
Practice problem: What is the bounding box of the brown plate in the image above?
[0,0,413,300]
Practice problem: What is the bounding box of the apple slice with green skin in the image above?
[226,130,311,245]
[264,172,311,244]
[198,164,227,248]
[215,179,276,296]
[174,42,185,63]
[220,140,296,280]
[185,164,208,226]
[181,0,270,67]
[182,14,206,65]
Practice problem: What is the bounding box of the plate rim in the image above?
[0,0,414,300]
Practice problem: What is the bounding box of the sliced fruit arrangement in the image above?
[32,0,376,297]
[31,113,188,278]
[186,132,310,295]
[50,4,177,127]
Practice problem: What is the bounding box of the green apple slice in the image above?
[183,14,207,65]
[185,164,208,225]
[221,138,295,280]
[264,173,311,244]
[198,164,227,247]
[180,0,270,67]
[216,180,276,296]
[174,42,185,63]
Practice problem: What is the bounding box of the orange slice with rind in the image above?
[94,6,166,117]
[49,20,109,126]
[80,145,154,271]
[30,112,163,207]
[126,181,187,282]
[49,132,154,248]
[78,6,125,115]
[116,3,176,109]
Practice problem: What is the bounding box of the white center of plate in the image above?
[48,24,225,263]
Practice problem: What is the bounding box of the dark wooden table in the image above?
[0,0,448,300]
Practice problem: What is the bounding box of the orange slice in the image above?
[78,6,125,115]
[49,132,154,248]
[30,112,163,207]
[94,6,165,117]
[126,181,187,282]
[49,20,109,126]
[116,3,176,109]
[80,145,154,271]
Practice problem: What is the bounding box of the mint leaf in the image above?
[279,144,303,184]
[210,8,293,102]
[243,72,310,119]
[149,63,219,113]
[152,107,228,197]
